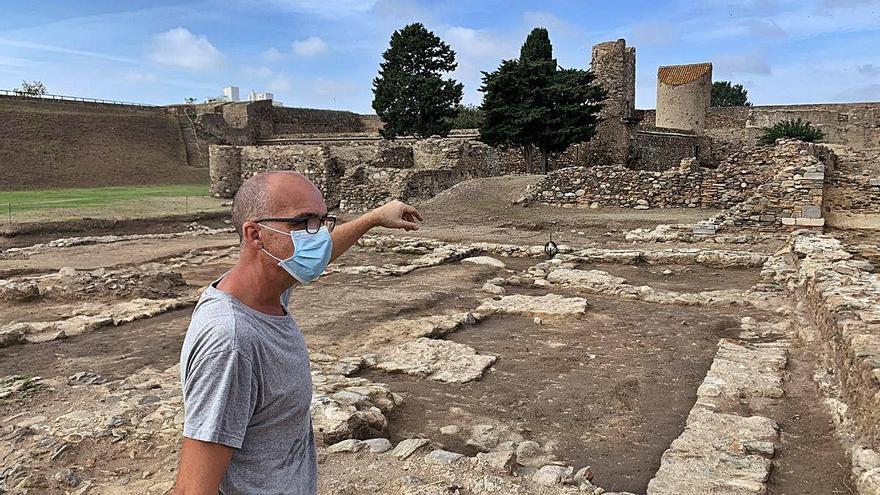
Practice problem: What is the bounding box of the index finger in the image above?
[404,204,424,222]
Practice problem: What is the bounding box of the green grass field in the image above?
[0,184,227,223]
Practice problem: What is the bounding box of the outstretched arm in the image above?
[330,200,423,263]
[172,438,234,495]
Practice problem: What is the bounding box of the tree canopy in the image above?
[479,28,605,173]
[711,81,751,107]
[372,23,463,139]
[15,80,47,96]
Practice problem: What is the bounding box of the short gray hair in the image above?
[231,172,272,242]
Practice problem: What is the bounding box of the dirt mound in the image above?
[0,97,206,190]
[417,175,543,215]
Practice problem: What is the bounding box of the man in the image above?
[173,171,423,494]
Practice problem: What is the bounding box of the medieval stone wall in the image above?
[632,128,711,171]
[221,101,274,138]
[640,102,880,150]
[272,107,368,135]
[208,145,243,198]
[211,138,515,212]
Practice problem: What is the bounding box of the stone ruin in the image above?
[201,38,879,232]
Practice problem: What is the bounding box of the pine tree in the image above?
[372,23,463,139]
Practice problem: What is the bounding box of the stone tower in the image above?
[588,39,637,165]
[656,62,712,133]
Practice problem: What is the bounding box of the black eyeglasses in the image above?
[254,214,337,234]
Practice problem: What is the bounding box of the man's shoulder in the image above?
[184,291,243,358]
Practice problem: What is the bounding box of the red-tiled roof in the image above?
[658,63,712,86]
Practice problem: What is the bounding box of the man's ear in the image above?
[241,222,263,249]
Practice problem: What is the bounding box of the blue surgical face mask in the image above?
[259,224,333,284]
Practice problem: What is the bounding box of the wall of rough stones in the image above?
[272,107,368,135]
[716,140,833,229]
[209,145,243,198]
[763,234,880,493]
[640,102,880,149]
[520,144,786,209]
[823,148,880,229]
[633,128,710,171]
[211,138,515,212]
[585,39,637,166]
[522,140,842,231]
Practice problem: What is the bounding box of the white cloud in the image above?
[0,54,42,68]
[441,26,515,106]
[822,0,875,9]
[312,78,358,97]
[444,26,508,60]
[262,47,283,61]
[242,66,273,78]
[0,38,137,64]
[746,19,787,38]
[292,36,329,57]
[149,27,224,70]
[370,0,435,24]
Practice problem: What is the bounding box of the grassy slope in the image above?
[0,184,226,223]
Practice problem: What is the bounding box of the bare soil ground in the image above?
[361,297,746,493]
[766,342,857,495]
[0,176,860,494]
[379,176,788,253]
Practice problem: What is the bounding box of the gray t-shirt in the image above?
[179,278,316,495]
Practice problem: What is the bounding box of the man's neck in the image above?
[216,260,291,316]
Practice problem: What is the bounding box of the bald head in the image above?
[231,171,325,241]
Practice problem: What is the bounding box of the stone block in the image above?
[425,449,466,465]
[802,171,824,180]
[795,217,825,227]
[870,178,880,187]
[781,217,797,226]
[391,438,431,460]
[692,223,717,235]
[801,205,822,219]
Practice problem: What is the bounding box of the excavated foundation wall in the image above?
[774,235,880,493]
[823,148,880,229]
[209,138,513,211]
[524,140,874,231]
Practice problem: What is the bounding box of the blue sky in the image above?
[1,0,878,113]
